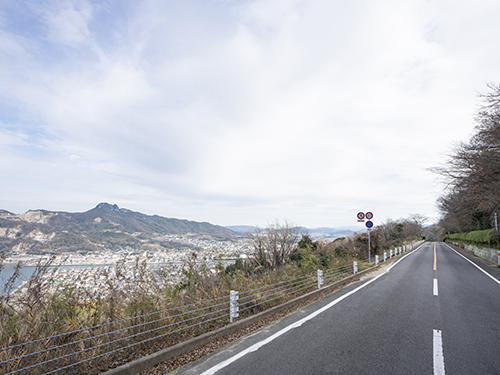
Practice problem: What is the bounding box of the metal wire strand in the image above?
[5,305,230,375]
[239,274,316,303]
[323,267,352,277]
[239,278,317,313]
[323,268,353,282]
[322,273,347,284]
[238,280,315,308]
[0,293,230,354]
[0,299,230,367]
[323,265,353,276]
[239,280,317,314]
[37,313,230,375]
[238,273,313,298]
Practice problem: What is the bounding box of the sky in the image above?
[1,0,499,229]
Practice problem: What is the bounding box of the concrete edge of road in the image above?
[102,249,419,375]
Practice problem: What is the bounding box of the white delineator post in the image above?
[383,251,387,262]
[353,261,358,274]
[230,290,239,323]
[390,249,393,258]
[375,255,379,265]
[317,269,324,289]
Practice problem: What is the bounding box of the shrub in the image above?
[443,229,500,248]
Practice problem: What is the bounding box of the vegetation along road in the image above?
[173,242,500,374]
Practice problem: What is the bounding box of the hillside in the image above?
[0,203,237,254]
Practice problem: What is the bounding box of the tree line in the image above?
[435,83,500,234]
[226,217,427,276]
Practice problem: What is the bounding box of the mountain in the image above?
[307,227,356,237]
[0,203,237,254]
[225,225,258,233]
[225,225,357,238]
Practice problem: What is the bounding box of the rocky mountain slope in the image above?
[0,203,237,254]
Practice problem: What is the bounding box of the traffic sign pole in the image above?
[365,220,373,263]
[368,229,371,263]
[356,212,374,263]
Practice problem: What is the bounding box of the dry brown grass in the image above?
[0,253,362,375]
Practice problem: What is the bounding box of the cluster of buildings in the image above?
[7,235,253,297]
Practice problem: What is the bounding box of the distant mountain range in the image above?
[0,203,237,254]
[225,225,361,238]
[0,203,364,254]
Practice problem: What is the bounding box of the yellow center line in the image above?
[433,242,437,271]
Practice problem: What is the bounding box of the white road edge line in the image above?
[443,243,500,285]
[433,329,445,375]
[433,278,438,296]
[199,245,425,375]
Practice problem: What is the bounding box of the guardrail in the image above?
[0,240,423,375]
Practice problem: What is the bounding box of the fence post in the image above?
[390,249,393,258]
[383,251,387,262]
[353,261,358,274]
[375,255,379,265]
[230,290,239,323]
[317,269,324,289]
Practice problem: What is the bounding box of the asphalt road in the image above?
[174,243,500,374]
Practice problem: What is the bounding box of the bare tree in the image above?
[249,221,301,269]
[433,83,500,232]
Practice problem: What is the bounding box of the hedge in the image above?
[443,229,500,248]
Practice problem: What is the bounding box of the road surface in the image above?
[174,242,500,374]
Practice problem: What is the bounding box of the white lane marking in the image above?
[199,273,385,375]
[443,243,500,285]
[433,329,445,375]
[433,279,438,296]
[200,245,426,375]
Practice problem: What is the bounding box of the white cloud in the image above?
[43,0,93,45]
[0,0,499,226]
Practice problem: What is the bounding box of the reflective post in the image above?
[317,269,324,289]
[230,290,239,323]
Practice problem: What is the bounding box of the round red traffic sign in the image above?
[366,220,373,228]
[357,212,365,220]
[366,212,373,220]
